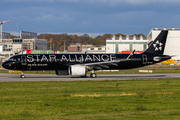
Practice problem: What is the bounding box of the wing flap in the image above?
[98,65,109,68]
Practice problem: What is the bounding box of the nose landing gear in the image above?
[20,71,25,78]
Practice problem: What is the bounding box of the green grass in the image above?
[0,79,180,119]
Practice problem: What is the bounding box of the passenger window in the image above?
[9,58,15,61]
[9,58,13,61]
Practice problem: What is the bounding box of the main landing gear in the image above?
[20,71,25,78]
[90,70,97,78]
[81,71,97,78]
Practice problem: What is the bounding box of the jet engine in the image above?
[68,65,87,76]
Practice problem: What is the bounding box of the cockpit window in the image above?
[8,58,16,61]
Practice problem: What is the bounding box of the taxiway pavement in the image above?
[0,73,180,82]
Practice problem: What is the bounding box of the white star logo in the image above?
[153,40,163,51]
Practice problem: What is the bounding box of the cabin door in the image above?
[21,55,27,65]
[142,55,148,64]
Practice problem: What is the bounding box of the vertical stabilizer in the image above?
[144,30,168,55]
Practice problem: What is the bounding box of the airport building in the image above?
[82,45,106,53]
[0,31,47,62]
[106,35,148,53]
[68,44,106,53]
[0,38,47,53]
[0,38,47,62]
[106,28,180,61]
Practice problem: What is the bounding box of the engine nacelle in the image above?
[69,65,86,76]
[55,70,69,75]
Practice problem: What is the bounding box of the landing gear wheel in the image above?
[20,71,25,78]
[20,75,25,78]
[90,73,97,78]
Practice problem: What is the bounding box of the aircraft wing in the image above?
[84,60,126,70]
[84,50,135,70]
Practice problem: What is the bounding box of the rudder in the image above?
[144,30,168,55]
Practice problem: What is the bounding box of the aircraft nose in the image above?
[2,62,8,69]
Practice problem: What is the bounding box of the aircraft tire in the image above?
[90,73,97,78]
[20,75,25,78]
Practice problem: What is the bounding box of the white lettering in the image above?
[27,55,34,62]
[41,55,49,62]
[81,55,84,62]
[101,55,109,61]
[34,55,40,62]
[110,54,116,61]
[93,55,101,61]
[85,55,92,61]
[69,55,75,62]
[75,55,83,62]
[49,55,56,62]
[61,55,68,62]
[75,55,79,62]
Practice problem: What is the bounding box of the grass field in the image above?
[0,79,180,119]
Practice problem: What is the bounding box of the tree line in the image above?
[10,33,146,52]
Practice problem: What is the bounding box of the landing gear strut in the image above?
[20,71,25,78]
[90,70,97,78]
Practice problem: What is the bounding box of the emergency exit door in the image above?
[142,55,148,64]
[21,55,27,65]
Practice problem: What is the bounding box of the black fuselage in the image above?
[2,53,170,71]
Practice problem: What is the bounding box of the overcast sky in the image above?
[1,0,180,36]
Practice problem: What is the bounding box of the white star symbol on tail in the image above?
[153,40,163,51]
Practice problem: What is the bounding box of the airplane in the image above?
[2,30,171,78]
